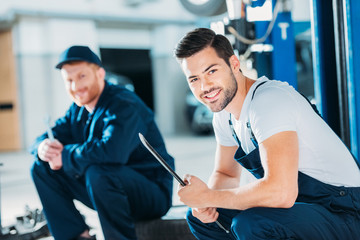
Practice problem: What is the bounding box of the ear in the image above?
[97,67,106,80]
[229,55,241,72]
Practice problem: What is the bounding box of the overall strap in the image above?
[229,116,241,146]
[229,81,267,147]
[251,81,268,100]
[229,81,322,148]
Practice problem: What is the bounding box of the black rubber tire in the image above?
[179,0,227,16]
[135,218,197,240]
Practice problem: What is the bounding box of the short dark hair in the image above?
[175,28,234,66]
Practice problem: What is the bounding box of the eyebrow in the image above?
[188,64,218,80]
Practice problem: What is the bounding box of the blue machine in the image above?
[268,0,297,88]
[232,0,298,88]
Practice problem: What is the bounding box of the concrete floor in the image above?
[0,134,217,239]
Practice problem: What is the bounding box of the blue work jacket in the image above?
[30,81,174,199]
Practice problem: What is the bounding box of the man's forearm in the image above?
[206,177,298,211]
[207,170,241,190]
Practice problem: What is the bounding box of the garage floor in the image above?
[0,134,217,239]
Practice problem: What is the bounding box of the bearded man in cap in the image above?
[30,46,174,240]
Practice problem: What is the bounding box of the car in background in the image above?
[185,91,214,135]
[105,71,135,92]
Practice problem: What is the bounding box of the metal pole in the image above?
[333,0,351,147]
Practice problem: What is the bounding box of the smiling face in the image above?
[61,61,105,112]
[181,46,238,112]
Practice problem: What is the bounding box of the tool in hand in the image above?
[138,133,230,234]
[44,115,54,141]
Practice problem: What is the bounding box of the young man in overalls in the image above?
[175,28,360,239]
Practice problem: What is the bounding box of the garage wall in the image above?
[0,30,21,151]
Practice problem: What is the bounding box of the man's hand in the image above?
[192,207,219,223]
[38,139,64,170]
[48,151,63,170]
[177,174,211,208]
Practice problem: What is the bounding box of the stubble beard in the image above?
[207,72,238,112]
[71,80,101,107]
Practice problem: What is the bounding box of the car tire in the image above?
[135,218,196,240]
[179,0,227,16]
[191,104,213,135]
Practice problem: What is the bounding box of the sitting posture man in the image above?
[175,28,360,239]
[30,46,174,240]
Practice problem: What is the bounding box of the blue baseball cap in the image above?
[55,45,103,69]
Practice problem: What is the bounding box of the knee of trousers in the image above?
[231,209,269,238]
[30,159,50,181]
[84,165,126,197]
[232,208,291,239]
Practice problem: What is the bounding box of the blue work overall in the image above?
[186,82,360,239]
[186,144,360,239]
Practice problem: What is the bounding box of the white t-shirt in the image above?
[213,77,360,187]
